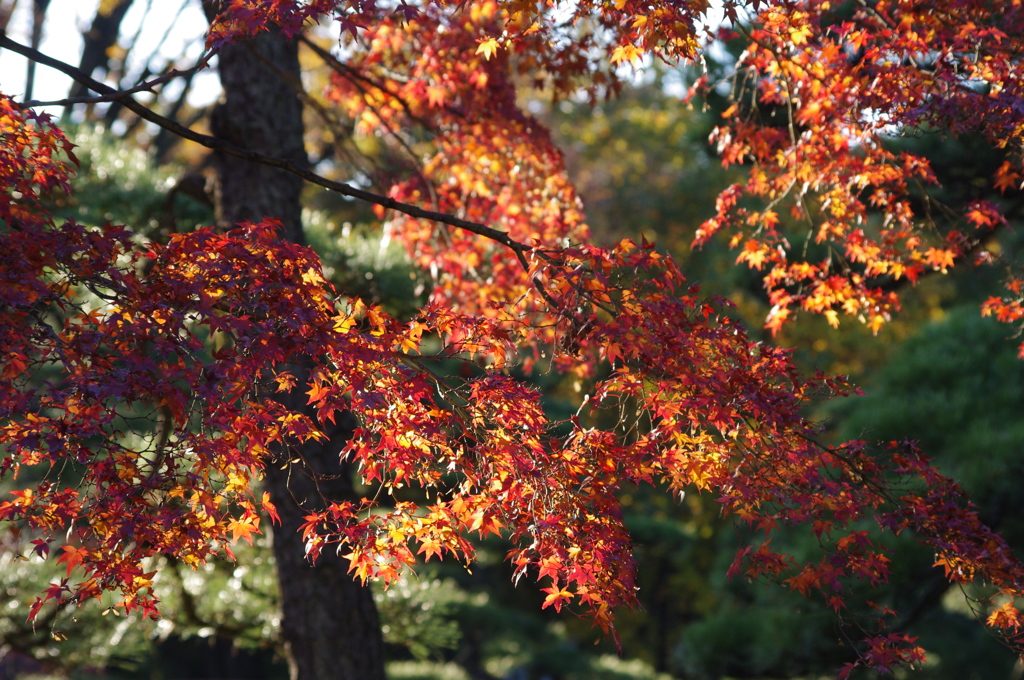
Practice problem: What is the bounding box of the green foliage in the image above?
[53,125,213,236]
[386,660,471,680]
[303,208,425,318]
[546,69,727,246]
[827,308,1024,678]
[677,603,836,679]
[375,575,463,659]
[0,548,153,674]
[545,70,788,341]
[835,309,1024,510]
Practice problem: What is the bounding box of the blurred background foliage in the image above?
[4,49,1024,680]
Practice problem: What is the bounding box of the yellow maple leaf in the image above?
[301,267,324,285]
[426,85,447,108]
[610,44,642,65]
[476,38,500,60]
[790,24,813,45]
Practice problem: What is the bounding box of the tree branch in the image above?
[21,57,212,108]
[0,32,529,257]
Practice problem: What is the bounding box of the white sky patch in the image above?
[0,0,220,116]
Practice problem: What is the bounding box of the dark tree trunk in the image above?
[205,31,306,241]
[203,10,387,680]
[0,0,19,37]
[68,0,134,100]
[25,0,51,101]
[261,409,388,680]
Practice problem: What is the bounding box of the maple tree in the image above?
[3,0,1024,677]
[690,0,1024,341]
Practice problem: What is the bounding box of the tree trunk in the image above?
[203,13,387,680]
[68,0,134,100]
[25,0,51,101]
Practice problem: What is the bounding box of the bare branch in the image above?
[22,58,212,107]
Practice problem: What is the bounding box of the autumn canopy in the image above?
[2,0,1024,676]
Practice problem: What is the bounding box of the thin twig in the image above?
[21,55,213,108]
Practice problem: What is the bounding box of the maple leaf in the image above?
[536,556,563,582]
[475,38,499,60]
[925,247,956,272]
[417,537,444,561]
[301,267,324,285]
[3,354,29,380]
[541,585,573,612]
[737,240,771,270]
[31,538,50,559]
[994,162,1021,193]
[57,545,89,577]
[275,371,298,392]
[306,381,330,405]
[988,600,1024,631]
[789,24,813,45]
[610,44,642,65]
[228,513,261,545]
[426,85,447,108]
[965,203,1001,229]
[261,492,281,525]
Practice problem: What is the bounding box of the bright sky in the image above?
[0,0,220,116]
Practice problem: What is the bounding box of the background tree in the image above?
[198,3,387,676]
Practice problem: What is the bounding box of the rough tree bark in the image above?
[201,7,387,680]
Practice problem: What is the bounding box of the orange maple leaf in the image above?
[228,515,261,545]
[541,585,573,611]
[925,247,956,272]
[57,545,89,577]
